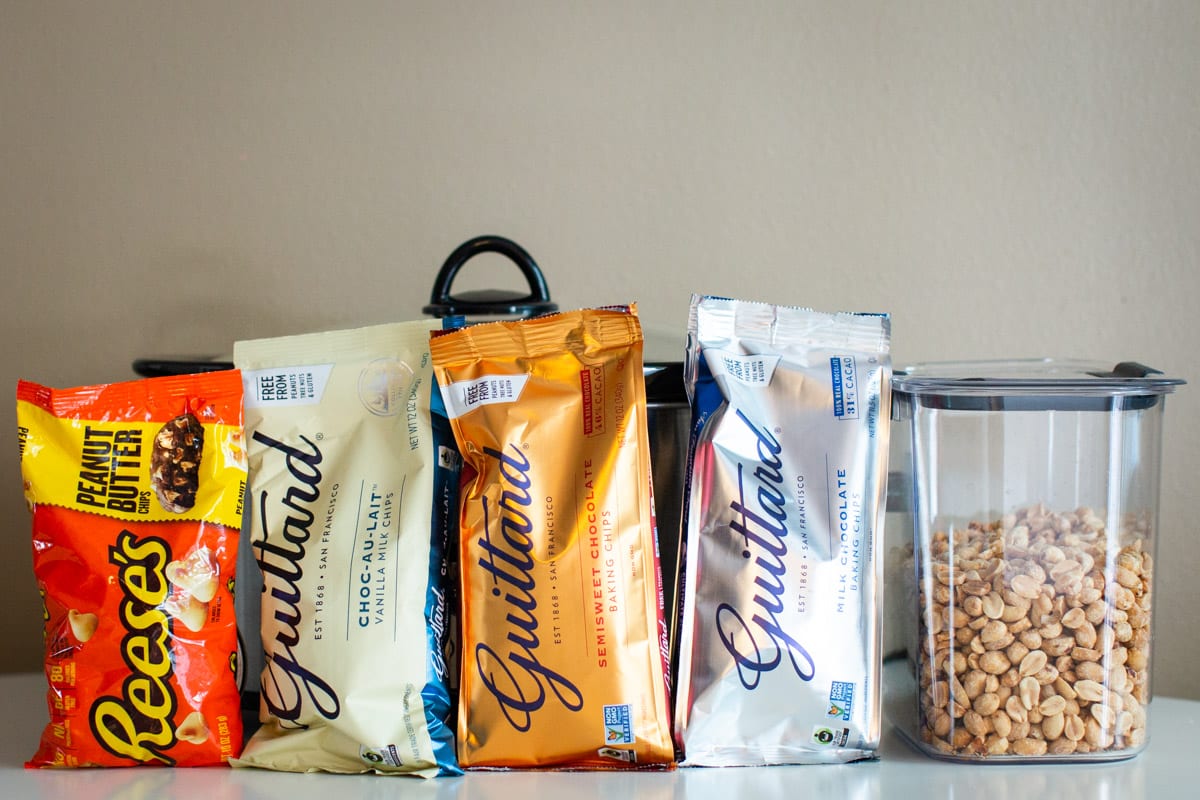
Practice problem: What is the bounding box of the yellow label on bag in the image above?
[19,404,246,529]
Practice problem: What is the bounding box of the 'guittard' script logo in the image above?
[715,409,816,689]
[475,444,583,731]
[252,431,341,725]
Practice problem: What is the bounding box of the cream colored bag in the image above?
[232,320,459,776]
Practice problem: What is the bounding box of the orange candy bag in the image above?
[17,371,247,767]
[430,307,674,769]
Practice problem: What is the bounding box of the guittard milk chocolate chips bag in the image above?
[673,295,891,765]
[232,320,460,777]
[430,307,675,770]
[18,371,247,767]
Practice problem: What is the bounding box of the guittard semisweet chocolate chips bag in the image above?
[232,320,460,777]
[430,306,674,770]
[673,295,891,765]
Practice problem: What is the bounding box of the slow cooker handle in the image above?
[422,235,558,319]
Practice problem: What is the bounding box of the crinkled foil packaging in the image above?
[673,295,891,765]
[430,307,675,770]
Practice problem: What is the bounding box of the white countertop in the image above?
[3,660,1198,799]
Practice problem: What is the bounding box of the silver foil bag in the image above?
[673,296,891,765]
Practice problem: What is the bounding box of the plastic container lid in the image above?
[892,358,1185,411]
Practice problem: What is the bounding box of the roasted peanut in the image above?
[979,651,1011,675]
[964,710,990,738]
[1039,695,1068,717]
[1074,679,1105,703]
[1042,711,1066,740]
[1012,737,1048,756]
[973,691,1001,716]
[1019,677,1041,711]
[963,670,987,699]
[1018,650,1047,677]
[985,734,1010,755]
[1048,737,1077,755]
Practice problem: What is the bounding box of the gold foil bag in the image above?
[430,307,674,769]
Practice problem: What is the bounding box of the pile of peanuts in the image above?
[916,503,1153,758]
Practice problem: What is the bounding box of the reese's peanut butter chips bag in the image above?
[430,306,674,770]
[231,320,460,777]
[18,370,247,768]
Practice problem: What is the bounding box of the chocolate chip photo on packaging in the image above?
[151,412,205,512]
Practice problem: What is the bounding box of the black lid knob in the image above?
[423,235,558,319]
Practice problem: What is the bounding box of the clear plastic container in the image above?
[891,359,1184,762]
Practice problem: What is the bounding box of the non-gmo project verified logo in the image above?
[828,680,854,721]
[603,704,633,745]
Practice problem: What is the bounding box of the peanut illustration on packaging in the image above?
[164,546,220,632]
[67,608,99,643]
[176,711,211,745]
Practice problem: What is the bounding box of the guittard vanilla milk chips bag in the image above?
[233,320,460,776]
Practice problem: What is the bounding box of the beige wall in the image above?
[3,2,1198,698]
